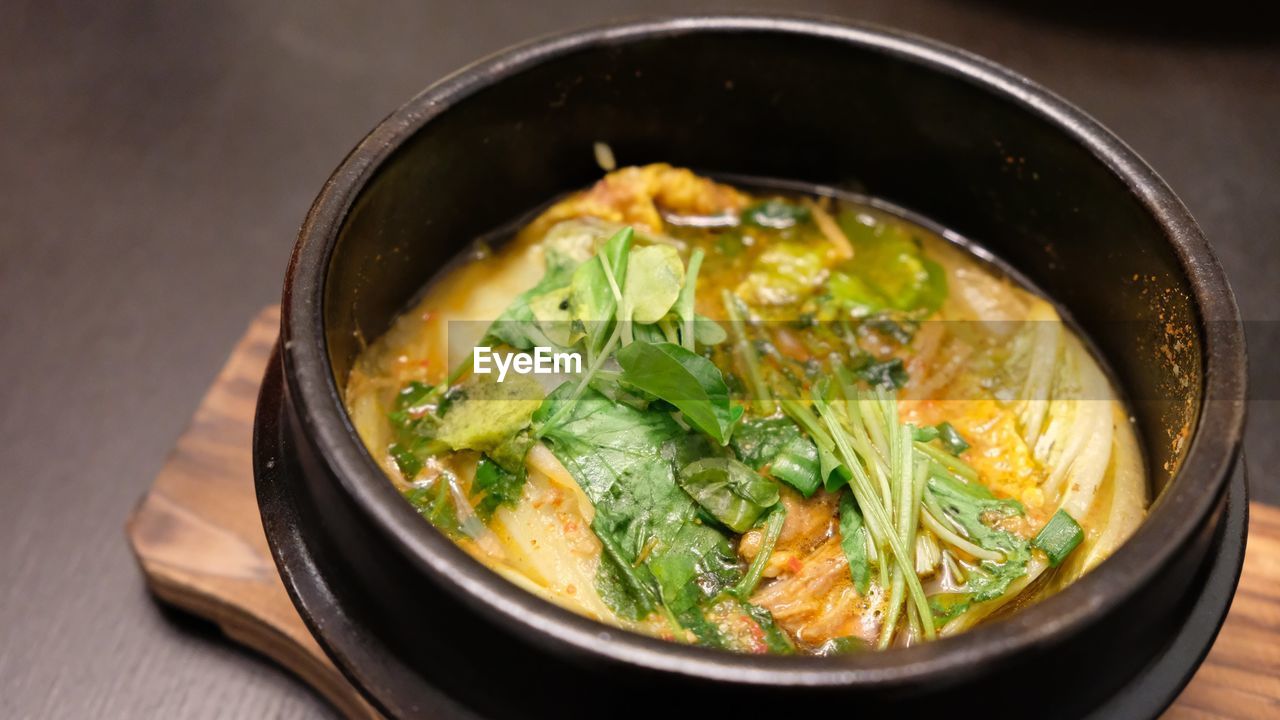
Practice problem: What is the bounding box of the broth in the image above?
[345,164,1146,654]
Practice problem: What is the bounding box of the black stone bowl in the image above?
[254,15,1248,719]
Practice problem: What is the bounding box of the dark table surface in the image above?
[1,1,1276,717]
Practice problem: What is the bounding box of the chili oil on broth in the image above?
[343,164,1148,654]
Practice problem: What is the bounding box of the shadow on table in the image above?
[149,597,342,719]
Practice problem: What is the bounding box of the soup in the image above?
[344,164,1147,654]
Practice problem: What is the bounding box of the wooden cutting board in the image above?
[125,307,1280,719]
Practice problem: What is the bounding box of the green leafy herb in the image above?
[593,514,661,620]
[732,415,819,491]
[913,421,970,456]
[534,384,684,502]
[485,248,580,349]
[927,473,1030,601]
[732,416,824,497]
[386,380,449,481]
[676,605,727,648]
[570,227,634,361]
[1033,509,1084,567]
[615,340,743,444]
[928,593,972,624]
[534,385,742,616]
[389,444,424,480]
[527,285,579,348]
[648,521,742,614]
[678,457,780,533]
[535,226,680,434]
[693,315,728,346]
[826,271,886,317]
[730,417,800,469]
[435,373,543,472]
[471,456,526,520]
[778,398,848,492]
[742,602,796,654]
[936,422,969,455]
[594,553,649,621]
[855,357,909,390]
[623,244,684,324]
[919,259,948,313]
[769,435,823,497]
[829,210,948,314]
[403,480,462,539]
[839,492,871,594]
[913,425,939,443]
[739,241,829,305]
[915,439,979,482]
[390,380,436,422]
[863,315,917,344]
[630,321,669,346]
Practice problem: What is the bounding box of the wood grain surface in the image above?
[125,307,1277,719]
[124,307,379,720]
